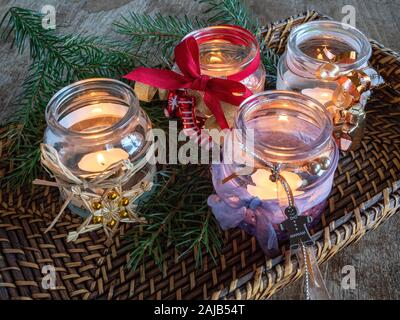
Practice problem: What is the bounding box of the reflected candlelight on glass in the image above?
[278,114,289,121]
[301,88,334,105]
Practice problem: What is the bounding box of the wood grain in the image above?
[0,0,399,300]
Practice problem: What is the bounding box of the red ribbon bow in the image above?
[124,27,260,129]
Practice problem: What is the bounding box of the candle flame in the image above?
[278,115,289,121]
[97,153,106,166]
[209,55,223,64]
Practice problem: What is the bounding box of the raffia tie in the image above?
[33,143,154,242]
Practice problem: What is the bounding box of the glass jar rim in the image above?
[45,78,139,138]
[288,20,372,73]
[183,25,259,74]
[235,90,334,163]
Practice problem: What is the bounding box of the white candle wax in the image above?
[78,148,129,173]
[247,169,303,200]
[59,103,127,130]
[301,88,334,106]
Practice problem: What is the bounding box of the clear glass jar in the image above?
[44,78,155,215]
[208,91,339,257]
[276,21,373,151]
[173,25,266,128]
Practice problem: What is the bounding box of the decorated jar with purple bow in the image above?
[208,91,339,257]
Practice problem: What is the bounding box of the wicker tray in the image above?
[0,11,399,300]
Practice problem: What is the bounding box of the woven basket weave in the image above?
[0,11,399,300]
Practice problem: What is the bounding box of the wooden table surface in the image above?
[0,0,399,300]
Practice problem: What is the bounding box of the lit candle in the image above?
[206,50,224,64]
[247,169,303,200]
[78,149,129,173]
[208,91,339,257]
[59,102,132,173]
[43,78,155,219]
[171,26,265,133]
[301,88,334,106]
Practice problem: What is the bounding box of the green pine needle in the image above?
[114,12,208,65]
[199,0,259,33]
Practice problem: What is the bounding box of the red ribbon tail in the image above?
[202,79,253,129]
[174,37,202,79]
[204,91,229,130]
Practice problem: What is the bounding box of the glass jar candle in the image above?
[277,21,381,151]
[172,25,266,129]
[44,78,155,216]
[208,91,339,257]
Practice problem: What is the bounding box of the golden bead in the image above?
[119,210,129,218]
[107,219,117,228]
[92,215,103,224]
[121,197,130,206]
[92,201,102,210]
[107,191,119,200]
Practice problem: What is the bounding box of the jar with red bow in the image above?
[125,25,265,136]
[276,21,384,151]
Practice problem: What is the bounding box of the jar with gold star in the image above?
[38,78,156,241]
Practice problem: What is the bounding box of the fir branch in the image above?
[260,41,279,82]
[175,206,221,266]
[114,12,207,65]
[1,58,63,185]
[125,165,221,270]
[0,6,54,58]
[1,7,140,71]
[0,7,141,186]
[4,148,42,187]
[199,0,259,33]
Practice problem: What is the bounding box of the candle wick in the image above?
[97,153,107,167]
